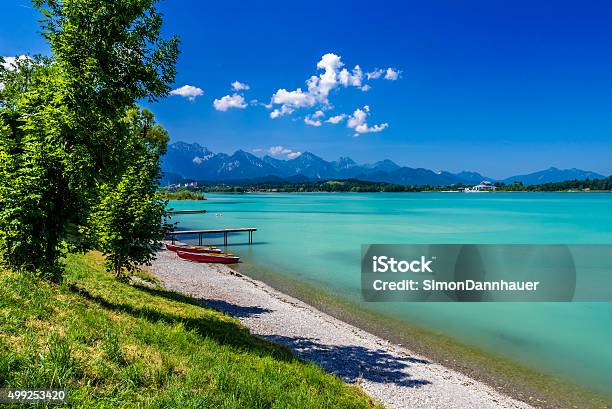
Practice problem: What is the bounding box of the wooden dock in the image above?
[168,209,207,215]
[169,228,257,246]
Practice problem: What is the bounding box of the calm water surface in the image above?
[168,193,612,395]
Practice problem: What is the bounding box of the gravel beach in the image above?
[148,248,533,409]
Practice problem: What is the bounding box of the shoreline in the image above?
[149,248,535,409]
[235,262,611,409]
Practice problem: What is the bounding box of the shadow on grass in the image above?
[67,283,291,362]
[132,284,273,318]
[130,284,430,388]
[264,335,432,388]
[68,282,431,389]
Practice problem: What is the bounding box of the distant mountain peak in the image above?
[162,141,605,186]
[503,167,604,185]
[299,151,320,159]
[334,156,357,169]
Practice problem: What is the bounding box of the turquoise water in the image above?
[168,193,612,395]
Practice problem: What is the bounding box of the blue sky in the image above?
[2,0,612,178]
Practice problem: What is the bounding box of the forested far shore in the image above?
[161,176,612,195]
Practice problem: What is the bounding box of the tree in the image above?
[89,108,170,279]
[0,0,179,279]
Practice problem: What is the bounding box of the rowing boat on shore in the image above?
[176,250,240,264]
[166,244,222,254]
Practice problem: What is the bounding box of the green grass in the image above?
[0,253,379,408]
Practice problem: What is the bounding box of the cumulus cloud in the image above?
[170,84,204,101]
[347,105,388,136]
[265,53,399,133]
[326,114,346,124]
[213,93,248,111]
[268,53,400,119]
[366,69,385,80]
[270,88,316,117]
[366,67,400,81]
[304,116,322,127]
[265,146,302,159]
[269,146,292,155]
[231,80,250,91]
[270,104,295,118]
[384,68,400,80]
[338,65,363,87]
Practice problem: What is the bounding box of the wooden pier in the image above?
[168,209,207,215]
[169,228,257,246]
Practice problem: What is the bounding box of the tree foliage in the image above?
[0,0,179,279]
[90,109,170,279]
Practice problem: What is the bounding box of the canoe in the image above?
[176,250,240,264]
[166,244,222,254]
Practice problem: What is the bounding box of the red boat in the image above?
[176,250,240,264]
[166,244,222,254]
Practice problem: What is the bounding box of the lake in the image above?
[168,192,612,396]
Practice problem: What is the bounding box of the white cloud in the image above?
[265,145,302,159]
[269,146,292,155]
[347,105,388,136]
[266,53,400,131]
[270,104,295,118]
[304,116,322,127]
[213,93,248,111]
[366,67,400,81]
[384,68,400,80]
[338,65,363,87]
[272,88,316,111]
[326,114,346,124]
[366,69,384,80]
[311,53,344,102]
[170,84,204,101]
[270,53,376,118]
[231,80,250,91]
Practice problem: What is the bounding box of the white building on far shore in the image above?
[465,180,497,192]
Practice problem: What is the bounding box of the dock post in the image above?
[224,232,228,246]
[171,233,175,244]
[198,233,202,246]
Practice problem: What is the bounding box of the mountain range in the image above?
[161,142,606,186]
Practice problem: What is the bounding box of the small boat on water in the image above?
[176,250,240,264]
[166,244,222,254]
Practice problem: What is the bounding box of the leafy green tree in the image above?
[0,0,179,279]
[90,108,170,280]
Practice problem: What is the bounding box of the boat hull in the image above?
[166,244,222,254]
[176,250,240,264]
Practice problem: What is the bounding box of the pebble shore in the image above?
[148,249,533,409]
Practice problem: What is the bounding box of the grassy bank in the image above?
[0,253,378,408]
